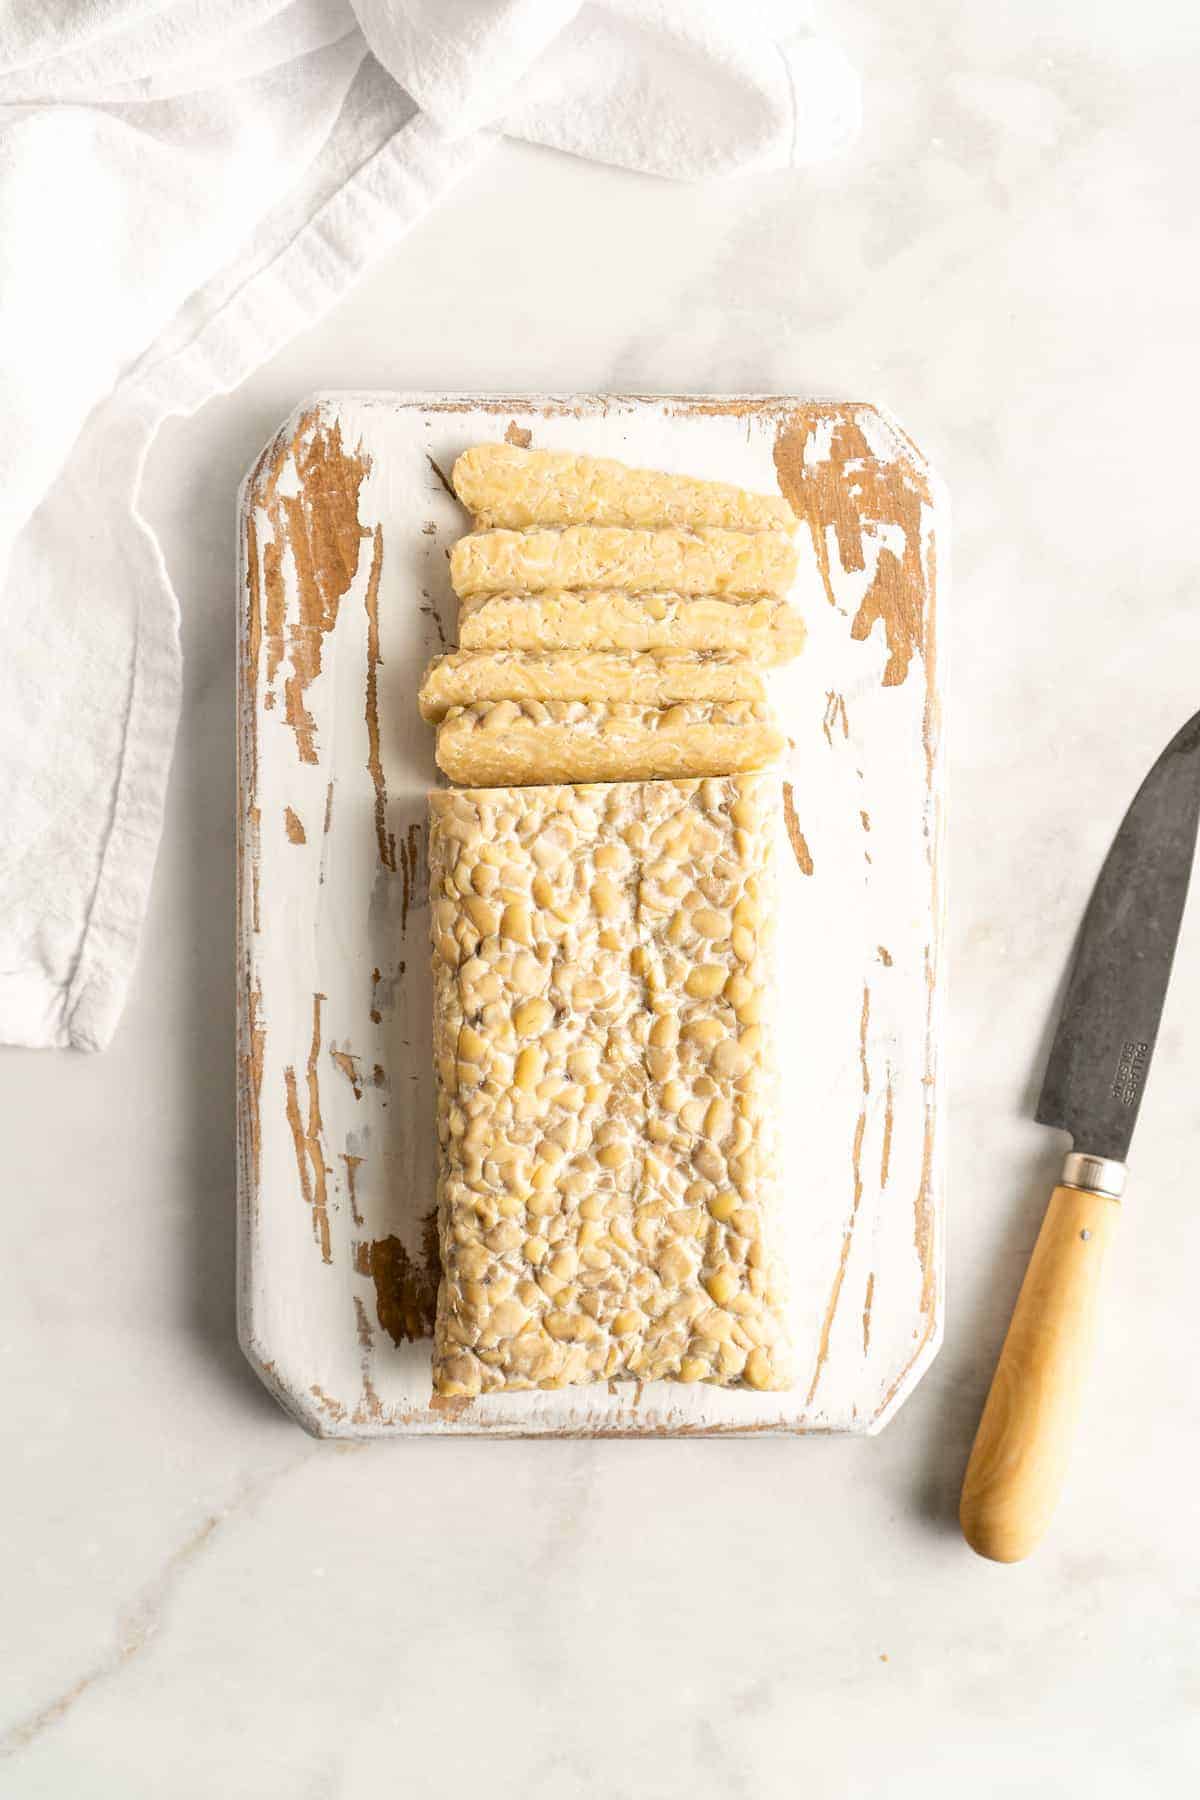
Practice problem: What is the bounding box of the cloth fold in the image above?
[0,0,859,1050]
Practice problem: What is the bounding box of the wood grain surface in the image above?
[960,1185,1120,1561]
[236,394,947,1437]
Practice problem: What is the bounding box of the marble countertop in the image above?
[5,6,1200,1794]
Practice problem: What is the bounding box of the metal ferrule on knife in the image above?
[1060,1153,1127,1199]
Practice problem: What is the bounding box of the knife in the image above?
[960,707,1200,1563]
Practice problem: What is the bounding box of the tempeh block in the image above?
[457,590,807,663]
[434,700,785,788]
[449,526,797,600]
[452,442,796,531]
[429,772,788,1395]
[418,649,767,723]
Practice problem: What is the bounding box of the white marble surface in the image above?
[5,5,1200,1793]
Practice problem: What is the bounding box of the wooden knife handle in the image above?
[960,1183,1120,1563]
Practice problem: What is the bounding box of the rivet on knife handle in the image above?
[959,1156,1122,1563]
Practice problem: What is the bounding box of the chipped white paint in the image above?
[236,394,947,1437]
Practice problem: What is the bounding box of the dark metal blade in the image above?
[1035,707,1200,1160]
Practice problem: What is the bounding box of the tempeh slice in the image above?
[449,526,797,600]
[434,700,785,788]
[428,773,788,1396]
[452,442,796,531]
[418,649,767,723]
[457,590,806,662]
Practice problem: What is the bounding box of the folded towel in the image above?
[0,0,859,1049]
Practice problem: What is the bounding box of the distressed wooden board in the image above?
[236,394,946,1437]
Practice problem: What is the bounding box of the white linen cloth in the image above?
[0,0,859,1050]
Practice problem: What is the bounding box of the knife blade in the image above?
[1034,705,1200,1165]
[961,707,1200,1563]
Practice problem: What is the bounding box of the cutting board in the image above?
[236,394,946,1437]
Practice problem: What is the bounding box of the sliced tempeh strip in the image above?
[434,699,785,788]
[457,590,807,662]
[452,442,796,531]
[418,649,767,723]
[449,526,797,600]
[428,772,788,1396]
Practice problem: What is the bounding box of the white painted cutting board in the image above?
[236,394,946,1437]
